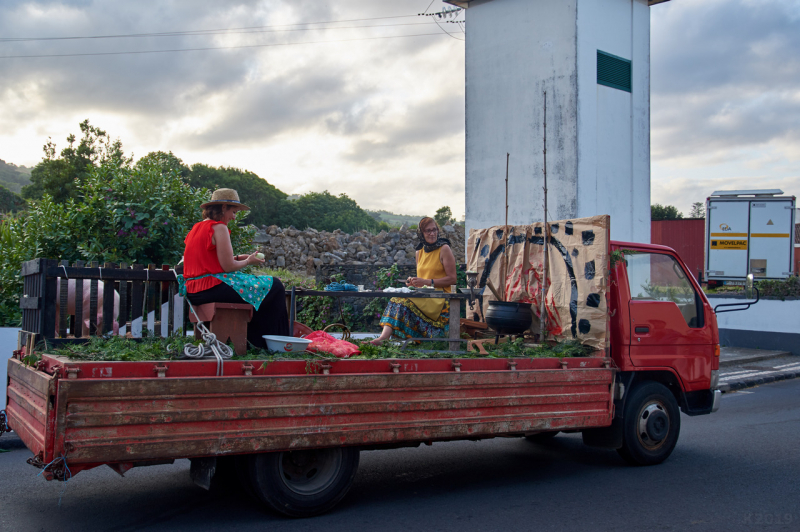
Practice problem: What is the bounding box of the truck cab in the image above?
[585,241,721,464]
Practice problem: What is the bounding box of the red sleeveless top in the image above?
[183,220,228,293]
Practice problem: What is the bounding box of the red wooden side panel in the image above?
[6,359,56,462]
[651,219,705,280]
[54,367,615,464]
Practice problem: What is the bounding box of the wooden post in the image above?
[58,260,69,338]
[448,295,461,352]
[74,260,84,338]
[102,262,116,335]
[89,261,99,336]
[119,263,129,337]
[146,264,156,336]
[540,91,549,341]
[131,264,144,338]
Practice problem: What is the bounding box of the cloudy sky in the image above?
[0,0,798,220]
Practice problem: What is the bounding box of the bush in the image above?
[0,164,255,327]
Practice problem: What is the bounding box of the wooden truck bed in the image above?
[6,354,615,480]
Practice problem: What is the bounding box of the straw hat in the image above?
[200,188,250,211]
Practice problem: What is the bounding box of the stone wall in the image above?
[253,224,466,276]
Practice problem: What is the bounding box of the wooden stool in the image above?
[189,303,254,356]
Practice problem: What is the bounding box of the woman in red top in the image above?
[183,188,289,348]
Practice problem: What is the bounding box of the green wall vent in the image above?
[597,50,632,93]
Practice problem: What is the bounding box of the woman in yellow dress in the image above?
[371,217,457,344]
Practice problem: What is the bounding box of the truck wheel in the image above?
[246,447,360,517]
[617,381,681,466]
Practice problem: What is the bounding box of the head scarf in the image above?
[415,218,451,253]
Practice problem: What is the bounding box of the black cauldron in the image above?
[484,300,533,335]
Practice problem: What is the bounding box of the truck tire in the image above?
[245,447,360,517]
[617,381,680,466]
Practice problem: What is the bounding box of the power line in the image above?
[0,31,456,59]
[0,14,423,43]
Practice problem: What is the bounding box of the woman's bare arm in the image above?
[212,224,263,272]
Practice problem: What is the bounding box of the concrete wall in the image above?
[1,328,20,410]
[708,297,800,355]
[464,0,578,236]
[577,0,651,242]
[464,0,650,243]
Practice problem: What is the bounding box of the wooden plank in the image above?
[167,276,176,336]
[102,262,115,335]
[7,358,53,397]
[118,263,129,336]
[130,264,144,338]
[20,259,41,276]
[58,260,69,338]
[74,260,84,338]
[20,297,40,310]
[89,261,99,336]
[146,264,156,336]
[44,266,177,282]
[449,297,461,352]
[41,259,57,340]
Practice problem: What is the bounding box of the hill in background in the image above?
[0,159,31,193]
[367,210,428,228]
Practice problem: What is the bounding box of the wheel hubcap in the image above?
[637,402,670,450]
[279,448,342,495]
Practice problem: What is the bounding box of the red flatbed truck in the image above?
[4,241,721,517]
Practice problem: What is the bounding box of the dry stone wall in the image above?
[253,223,466,276]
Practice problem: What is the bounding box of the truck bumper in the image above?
[711,389,722,413]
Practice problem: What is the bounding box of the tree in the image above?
[435,206,454,227]
[0,184,25,213]
[185,164,288,228]
[290,191,379,233]
[22,120,131,203]
[689,202,705,219]
[651,204,683,221]
[135,151,190,179]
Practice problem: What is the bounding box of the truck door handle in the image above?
[634,326,649,334]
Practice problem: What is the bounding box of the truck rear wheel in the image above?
[617,381,680,466]
[245,447,360,517]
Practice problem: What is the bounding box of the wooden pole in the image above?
[540,91,548,341]
[503,152,510,302]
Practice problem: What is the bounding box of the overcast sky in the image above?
[1,0,798,220]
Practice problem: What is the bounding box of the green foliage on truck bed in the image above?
[47,335,593,362]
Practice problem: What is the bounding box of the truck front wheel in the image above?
[245,447,360,517]
[617,381,680,466]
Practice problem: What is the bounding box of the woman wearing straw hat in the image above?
[181,188,289,347]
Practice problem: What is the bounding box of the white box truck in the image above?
[705,189,796,285]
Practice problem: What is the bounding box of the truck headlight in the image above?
[710,369,719,390]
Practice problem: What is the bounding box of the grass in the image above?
[47,335,595,363]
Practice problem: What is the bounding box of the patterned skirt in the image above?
[379,297,450,339]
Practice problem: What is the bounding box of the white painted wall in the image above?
[464,0,578,238]
[464,0,650,243]
[1,328,20,410]
[708,298,800,334]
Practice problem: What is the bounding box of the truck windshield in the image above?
[626,252,700,328]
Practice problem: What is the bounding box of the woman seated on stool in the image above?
[371,217,457,344]
[181,188,289,349]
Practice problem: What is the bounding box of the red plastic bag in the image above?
[304,331,361,359]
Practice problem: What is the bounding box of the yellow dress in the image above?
[379,247,451,339]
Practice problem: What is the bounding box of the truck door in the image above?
[625,251,713,391]
[707,199,750,279]
[748,199,794,279]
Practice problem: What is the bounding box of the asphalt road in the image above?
[2,379,799,532]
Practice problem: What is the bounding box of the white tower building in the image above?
[448,0,669,243]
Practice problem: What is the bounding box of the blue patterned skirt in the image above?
[379,297,450,339]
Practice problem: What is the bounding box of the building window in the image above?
[597,50,632,93]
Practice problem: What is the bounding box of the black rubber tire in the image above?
[245,447,360,518]
[617,381,681,466]
[525,431,560,442]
